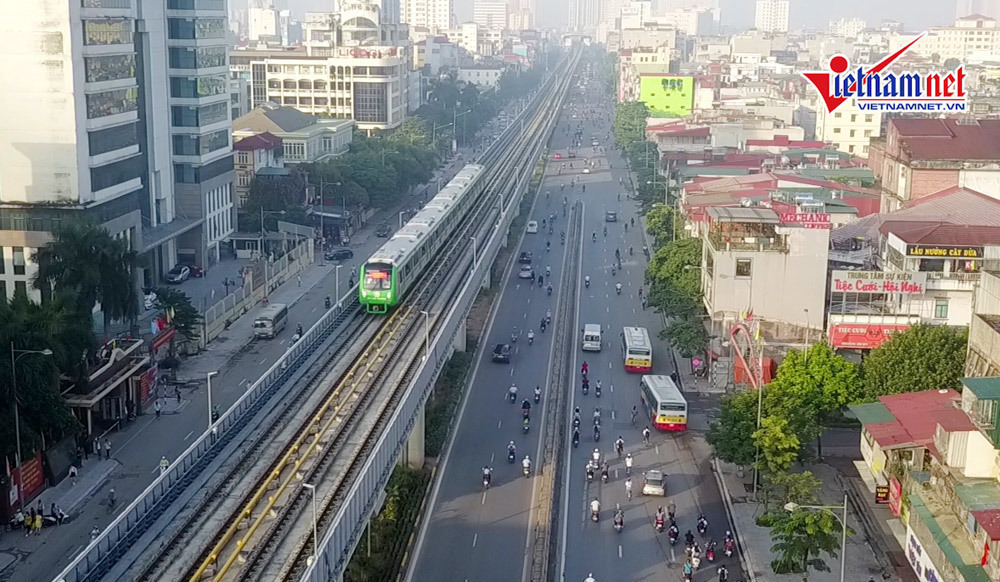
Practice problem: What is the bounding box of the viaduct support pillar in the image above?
[403,402,425,470]
[453,318,468,353]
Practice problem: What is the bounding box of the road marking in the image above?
[655,444,660,456]
[670,547,676,562]
[184,430,194,441]
[618,545,623,558]
[311,307,317,313]
[279,339,286,345]
[259,358,267,365]
[472,533,478,547]
[490,453,495,464]
[481,492,487,505]
[610,384,615,394]
[240,378,248,387]
[498,420,503,429]
[610,410,616,420]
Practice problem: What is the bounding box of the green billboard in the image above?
[639,75,694,117]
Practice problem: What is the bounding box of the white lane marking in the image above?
[183,430,194,441]
[655,444,660,456]
[610,384,615,394]
[490,453,495,464]
[239,378,248,387]
[482,491,487,505]
[618,545,623,558]
[279,339,286,346]
[670,547,676,562]
[611,411,616,420]
[259,358,267,365]
[472,533,478,547]
[498,420,503,429]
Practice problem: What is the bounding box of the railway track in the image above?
[137,50,581,582]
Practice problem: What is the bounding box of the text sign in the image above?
[875,485,890,504]
[829,323,911,350]
[831,270,927,295]
[780,212,832,229]
[906,244,983,258]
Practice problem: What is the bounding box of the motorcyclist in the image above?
[603,226,607,236]
[601,461,609,482]
[586,461,595,481]
[527,329,535,343]
[572,428,580,446]
[546,240,550,251]
[521,399,531,415]
[615,436,624,456]
[508,441,516,457]
[697,513,709,533]
[573,407,581,423]
[508,384,518,401]
[615,282,622,294]
[522,455,531,473]
[593,407,601,424]
[584,574,596,582]
[581,361,589,375]
[546,265,551,276]
[590,498,601,519]
[547,283,553,295]
[717,565,729,582]
[613,504,624,527]
[482,465,492,485]
[668,500,677,520]
[584,275,590,287]
[685,530,695,546]
[592,232,597,242]
[592,448,601,464]
[534,385,541,400]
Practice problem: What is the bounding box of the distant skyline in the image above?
[282,0,955,32]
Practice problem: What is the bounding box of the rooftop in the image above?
[849,389,971,450]
[233,131,282,151]
[878,187,1000,246]
[234,105,353,135]
[706,206,780,223]
[889,118,1000,161]
[962,377,1000,400]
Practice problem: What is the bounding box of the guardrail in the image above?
[299,53,574,582]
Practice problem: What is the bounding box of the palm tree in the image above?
[33,222,138,335]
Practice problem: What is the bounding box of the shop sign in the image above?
[831,270,927,295]
[906,244,983,258]
[906,524,942,582]
[875,485,890,504]
[10,453,45,507]
[889,476,903,517]
[779,212,832,229]
[829,323,911,350]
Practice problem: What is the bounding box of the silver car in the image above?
[518,265,535,279]
[642,469,667,496]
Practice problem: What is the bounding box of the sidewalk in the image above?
[716,461,895,581]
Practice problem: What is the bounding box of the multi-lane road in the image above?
[409,56,738,582]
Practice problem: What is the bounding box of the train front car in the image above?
[358,260,396,313]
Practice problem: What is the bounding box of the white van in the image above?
[526,221,538,233]
[253,303,289,339]
[582,324,602,351]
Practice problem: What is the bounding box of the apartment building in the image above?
[473,1,507,29]
[403,0,452,33]
[457,66,505,89]
[233,106,353,165]
[815,98,881,159]
[914,15,1000,62]
[968,270,1000,377]
[0,0,235,301]
[868,118,1000,213]
[567,0,599,31]
[828,17,867,38]
[753,0,789,34]
[233,132,283,208]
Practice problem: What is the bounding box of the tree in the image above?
[754,416,800,474]
[762,471,821,508]
[33,222,138,335]
[644,203,674,248]
[944,57,961,70]
[707,391,759,466]
[663,313,708,357]
[767,508,847,576]
[153,287,203,342]
[861,324,967,400]
[613,101,648,149]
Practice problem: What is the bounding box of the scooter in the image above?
[584,277,590,288]
[522,418,530,434]
[586,467,594,483]
[706,541,716,562]
[523,464,531,478]
[614,513,624,533]
[547,285,552,296]
[593,426,601,442]
[508,449,516,463]
[483,474,491,489]
[595,383,602,398]
[655,516,665,533]
[615,284,622,295]
[511,332,517,344]
[509,391,517,404]
[697,516,709,536]
[724,538,735,557]
[324,296,331,309]
[572,431,580,448]
[668,527,679,545]
[582,380,589,395]
[534,388,541,403]
[591,509,599,522]
[527,332,534,345]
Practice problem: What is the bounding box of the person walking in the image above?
[33,509,42,535]
[297,274,302,287]
[642,426,651,446]
[159,456,170,476]
[155,400,162,419]
[104,438,112,459]
[69,464,78,485]
[24,509,33,537]
[625,477,633,500]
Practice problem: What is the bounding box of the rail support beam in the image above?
[402,401,426,470]
[453,318,468,353]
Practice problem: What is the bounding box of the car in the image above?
[492,343,512,363]
[375,223,392,237]
[526,220,538,234]
[518,251,533,264]
[324,248,354,262]
[518,264,535,279]
[591,141,599,147]
[642,469,667,496]
[554,153,563,160]
[605,211,618,222]
[582,168,591,174]
[165,265,190,284]
[178,263,204,277]
[568,151,577,158]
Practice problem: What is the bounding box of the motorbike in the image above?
[582,380,589,395]
[706,541,716,562]
[540,321,547,333]
[547,285,552,296]
[601,468,608,483]
[595,383,601,398]
[511,332,517,344]
[615,284,622,295]
[668,527,679,545]
[534,389,541,403]
[591,509,599,522]
[508,449,516,463]
[586,467,594,483]
[724,539,735,557]
[613,513,624,533]
[509,391,517,403]
[483,473,491,488]
[324,296,331,309]
[691,555,701,570]
[697,517,709,536]
[584,277,590,288]
[523,464,531,477]
[593,426,601,441]
[655,516,665,533]
[573,417,581,430]
[572,431,580,448]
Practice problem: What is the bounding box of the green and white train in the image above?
[359,164,486,314]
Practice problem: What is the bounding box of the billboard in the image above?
[831,270,927,295]
[829,323,911,349]
[906,244,983,258]
[639,75,694,117]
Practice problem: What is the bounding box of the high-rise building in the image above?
[0,0,235,300]
[568,0,599,31]
[829,17,867,38]
[957,0,1000,19]
[474,1,508,29]
[754,0,789,33]
[402,0,453,33]
[250,7,279,41]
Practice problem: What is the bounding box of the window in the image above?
[934,298,949,319]
[864,129,872,138]
[85,54,136,83]
[849,145,856,153]
[834,112,842,118]
[88,122,139,155]
[168,46,226,69]
[12,247,25,275]
[90,155,144,191]
[172,129,228,156]
[169,74,227,98]
[851,114,857,122]
[849,129,856,137]
[865,114,873,122]
[735,258,752,278]
[86,87,138,119]
[83,19,134,45]
[14,281,26,297]
[833,127,841,134]
[167,17,226,40]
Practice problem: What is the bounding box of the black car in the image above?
[492,343,511,363]
[324,248,354,261]
[518,251,533,264]
[375,224,392,237]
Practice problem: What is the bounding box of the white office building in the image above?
[403,0,453,34]
[568,0,599,32]
[474,2,508,29]
[829,17,867,38]
[250,6,279,41]
[0,0,235,301]
[754,0,789,34]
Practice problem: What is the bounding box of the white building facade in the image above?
[473,2,508,29]
[754,0,789,34]
[815,98,882,158]
[403,0,453,34]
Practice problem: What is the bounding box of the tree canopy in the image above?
[707,391,759,467]
[861,324,967,400]
[767,508,848,576]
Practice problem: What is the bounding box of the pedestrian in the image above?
[36,498,43,516]
[155,400,162,419]
[33,509,42,535]
[668,500,676,520]
[81,436,89,460]
[625,477,633,500]
[69,464,78,485]
[24,509,33,536]
[630,405,638,425]
[175,386,182,404]
[159,456,169,475]
[642,426,651,445]
[297,274,302,287]
[93,437,100,457]
[104,438,111,459]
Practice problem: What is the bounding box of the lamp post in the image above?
[302,482,319,566]
[317,181,342,266]
[803,308,811,361]
[470,236,478,269]
[784,495,849,582]
[9,345,53,513]
[335,265,342,309]
[419,310,430,361]
[207,371,218,430]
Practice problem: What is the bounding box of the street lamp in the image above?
[302,482,319,566]
[335,264,342,309]
[803,308,811,361]
[207,371,218,431]
[9,345,53,512]
[784,495,849,582]
[470,236,478,269]
[419,310,431,361]
[317,181,342,266]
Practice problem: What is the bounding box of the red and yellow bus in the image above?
[640,375,688,431]
[621,326,652,373]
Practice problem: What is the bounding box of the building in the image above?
[620,25,678,53]
[457,66,505,88]
[662,9,715,36]
[639,74,695,118]
[233,132,284,208]
[753,0,789,34]
[968,270,1000,377]
[403,0,452,34]
[829,17,867,38]
[249,6,279,42]
[814,98,882,159]
[418,36,469,73]
[868,118,1000,213]
[957,0,1000,19]
[233,106,353,165]
[912,15,1000,62]
[568,0,599,32]
[474,1,508,29]
[851,385,1000,582]
[0,0,235,302]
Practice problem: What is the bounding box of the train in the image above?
[359,164,487,314]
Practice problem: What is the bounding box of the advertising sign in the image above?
[831,270,927,295]
[779,212,832,229]
[875,485,890,504]
[906,244,983,258]
[10,452,45,508]
[906,523,943,582]
[889,476,903,517]
[829,323,911,350]
[639,75,694,117]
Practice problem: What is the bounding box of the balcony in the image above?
[926,271,981,292]
[707,230,788,253]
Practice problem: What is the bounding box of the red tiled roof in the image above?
[879,187,1000,245]
[866,389,970,449]
[889,118,1000,161]
[234,131,282,151]
[972,509,1000,541]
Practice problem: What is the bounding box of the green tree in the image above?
[33,222,138,334]
[754,416,800,474]
[861,324,967,400]
[644,203,674,248]
[707,391,759,466]
[613,101,648,149]
[153,287,204,342]
[662,314,708,357]
[768,508,848,576]
[944,57,961,70]
[763,471,822,507]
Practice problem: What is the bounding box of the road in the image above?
[0,147,481,582]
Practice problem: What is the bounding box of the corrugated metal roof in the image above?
[891,118,1000,161]
[956,482,1000,511]
[706,206,780,223]
[963,377,1000,400]
[972,509,1000,541]
[878,187,1000,245]
[849,402,895,425]
[855,390,969,448]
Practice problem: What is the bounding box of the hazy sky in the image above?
[281,0,955,32]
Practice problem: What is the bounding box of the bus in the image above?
[639,375,688,431]
[621,326,652,372]
[253,303,289,339]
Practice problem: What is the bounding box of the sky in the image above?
[282,0,955,32]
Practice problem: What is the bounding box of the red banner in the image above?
[829,323,911,350]
[889,476,903,517]
[11,452,45,507]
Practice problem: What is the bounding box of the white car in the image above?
[582,168,591,174]
[518,265,535,279]
[526,220,538,233]
[642,469,667,496]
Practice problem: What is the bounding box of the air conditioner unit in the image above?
[793,193,813,203]
[740,198,753,207]
[800,201,824,212]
